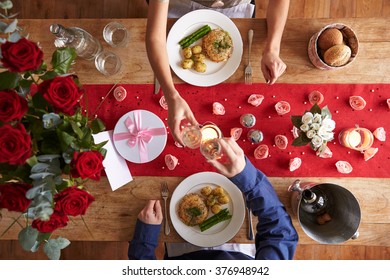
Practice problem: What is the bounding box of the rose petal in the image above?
[387,98,390,109]
[308,90,324,105]
[247,94,264,107]
[230,127,243,141]
[291,126,300,139]
[373,127,386,141]
[212,102,225,115]
[289,157,301,171]
[164,154,178,170]
[335,160,353,174]
[159,95,168,110]
[349,96,366,110]
[254,144,269,159]
[316,146,333,158]
[274,134,288,149]
[113,86,127,101]
[364,147,378,161]
[275,101,291,115]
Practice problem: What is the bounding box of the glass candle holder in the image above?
[338,127,374,151]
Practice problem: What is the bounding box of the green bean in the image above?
[199,208,232,232]
[179,25,211,49]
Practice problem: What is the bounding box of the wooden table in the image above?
[1,18,389,247]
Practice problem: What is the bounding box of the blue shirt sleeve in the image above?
[128,219,162,260]
[230,157,299,260]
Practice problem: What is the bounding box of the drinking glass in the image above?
[200,138,223,160]
[95,50,122,76]
[181,124,202,149]
[103,22,129,48]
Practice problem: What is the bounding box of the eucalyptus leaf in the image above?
[18,226,39,251]
[26,184,46,199]
[43,237,70,260]
[4,18,17,33]
[321,105,332,119]
[0,71,20,90]
[37,154,61,162]
[43,113,62,129]
[29,172,55,180]
[0,0,13,10]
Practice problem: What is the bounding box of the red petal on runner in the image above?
[308,90,324,105]
[364,147,379,161]
[349,96,366,110]
[373,127,386,141]
[213,102,225,115]
[335,160,353,174]
[275,101,291,115]
[289,157,301,171]
[387,98,390,109]
[165,154,178,170]
[291,126,300,139]
[248,94,264,107]
[113,86,127,101]
[274,134,288,149]
[254,144,269,159]
[159,95,168,110]
[316,146,333,158]
[230,127,243,141]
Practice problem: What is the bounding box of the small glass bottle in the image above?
[50,23,102,61]
[300,188,328,214]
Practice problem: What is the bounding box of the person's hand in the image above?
[137,200,163,225]
[207,137,246,178]
[166,93,198,145]
[261,50,286,85]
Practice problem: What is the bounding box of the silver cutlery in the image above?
[154,76,160,94]
[243,194,254,240]
[244,29,253,85]
[161,182,170,235]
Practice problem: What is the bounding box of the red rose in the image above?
[54,186,95,216]
[0,182,32,212]
[0,90,28,123]
[38,76,82,115]
[71,151,104,181]
[0,38,43,72]
[0,123,32,165]
[31,211,69,233]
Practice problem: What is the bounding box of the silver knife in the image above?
[154,76,160,94]
[243,194,254,240]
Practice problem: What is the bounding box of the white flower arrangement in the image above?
[291,104,335,155]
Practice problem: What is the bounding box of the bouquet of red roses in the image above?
[0,15,106,259]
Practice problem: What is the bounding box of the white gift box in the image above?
[113,109,167,164]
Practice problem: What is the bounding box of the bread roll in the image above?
[323,44,352,67]
[318,28,344,51]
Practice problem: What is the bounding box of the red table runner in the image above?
[83,83,389,178]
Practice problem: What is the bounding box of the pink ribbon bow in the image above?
[113,111,166,163]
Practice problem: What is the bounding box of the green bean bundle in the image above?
[199,208,232,232]
[179,25,211,49]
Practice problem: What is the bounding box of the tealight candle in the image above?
[338,127,374,151]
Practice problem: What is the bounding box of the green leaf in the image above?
[32,92,51,111]
[51,48,77,75]
[70,120,84,139]
[57,130,76,151]
[321,105,332,119]
[90,118,106,134]
[292,134,311,146]
[310,103,322,115]
[40,70,58,81]
[0,71,20,90]
[18,226,39,251]
[43,237,70,260]
[290,115,302,128]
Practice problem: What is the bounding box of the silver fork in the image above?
[244,29,254,85]
[161,182,170,235]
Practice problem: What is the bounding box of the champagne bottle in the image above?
[300,188,328,214]
[50,24,102,60]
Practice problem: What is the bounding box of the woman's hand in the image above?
[261,50,286,85]
[138,200,163,225]
[207,137,246,178]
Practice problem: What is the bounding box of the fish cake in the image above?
[178,193,209,226]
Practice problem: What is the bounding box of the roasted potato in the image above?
[192,53,206,63]
[191,45,202,54]
[218,195,230,204]
[182,47,192,59]
[212,186,225,196]
[211,204,222,214]
[194,61,206,73]
[181,59,194,69]
[201,186,212,196]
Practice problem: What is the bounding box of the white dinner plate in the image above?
[170,171,245,247]
[113,110,167,164]
[167,9,243,87]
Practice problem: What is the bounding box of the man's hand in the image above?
[138,200,163,225]
[261,50,286,85]
[207,137,246,178]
